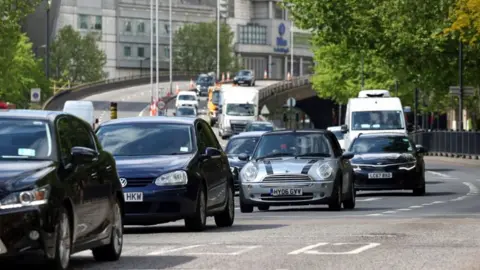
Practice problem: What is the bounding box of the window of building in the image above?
[124,46,131,57]
[274,4,283,19]
[138,47,145,57]
[137,22,145,33]
[164,24,170,35]
[239,25,267,45]
[152,47,156,56]
[78,14,88,29]
[164,47,169,58]
[153,22,156,33]
[124,21,132,32]
[94,16,102,30]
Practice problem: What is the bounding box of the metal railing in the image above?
[410,130,480,159]
[258,75,312,101]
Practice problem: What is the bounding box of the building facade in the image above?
[25,0,313,80]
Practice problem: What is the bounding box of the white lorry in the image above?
[218,86,259,139]
[341,90,411,150]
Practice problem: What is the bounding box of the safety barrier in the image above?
[410,130,480,159]
[258,75,312,101]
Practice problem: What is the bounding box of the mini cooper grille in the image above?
[262,174,312,182]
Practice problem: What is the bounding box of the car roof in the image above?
[99,116,197,126]
[0,109,64,121]
[263,129,328,136]
[248,121,273,125]
[177,91,196,96]
[357,132,408,138]
[230,131,267,139]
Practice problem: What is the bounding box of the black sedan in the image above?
[96,116,235,231]
[233,70,255,86]
[0,110,124,270]
[348,132,426,195]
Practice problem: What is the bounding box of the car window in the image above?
[201,122,221,149]
[70,117,96,150]
[349,136,414,154]
[330,130,343,140]
[252,133,332,159]
[177,107,195,116]
[246,123,274,131]
[178,95,196,101]
[327,132,342,157]
[351,110,404,130]
[97,123,194,156]
[225,137,259,156]
[195,122,208,153]
[57,117,75,163]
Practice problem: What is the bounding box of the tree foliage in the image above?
[445,0,480,44]
[50,26,107,85]
[173,22,237,73]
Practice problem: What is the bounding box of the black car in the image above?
[95,116,235,231]
[233,70,255,86]
[244,121,274,132]
[348,133,427,195]
[196,74,214,96]
[0,110,124,270]
[224,131,266,190]
[174,106,197,117]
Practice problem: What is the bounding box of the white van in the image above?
[63,100,96,128]
[341,90,411,150]
[175,91,199,109]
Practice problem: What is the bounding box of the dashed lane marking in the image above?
[426,171,458,179]
[356,198,381,202]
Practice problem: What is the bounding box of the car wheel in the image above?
[214,184,235,227]
[92,198,123,261]
[239,199,254,213]
[343,182,356,209]
[328,182,342,211]
[257,205,270,211]
[185,184,207,231]
[221,135,228,140]
[47,206,71,270]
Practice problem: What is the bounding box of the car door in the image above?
[69,117,110,240]
[327,132,351,194]
[202,121,229,207]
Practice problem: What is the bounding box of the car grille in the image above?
[125,202,151,213]
[231,123,246,133]
[260,193,314,201]
[180,104,194,107]
[262,174,312,182]
[357,164,399,172]
[125,178,154,188]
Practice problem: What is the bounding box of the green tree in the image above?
[50,26,107,85]
[173,22,236,73]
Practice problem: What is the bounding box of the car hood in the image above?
[254,157,328,174]
[228,156,248,169]
[114,155,192,178]
[177,100,197,104]
[351,153,416,165]
[0,160,56,197]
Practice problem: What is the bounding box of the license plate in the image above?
[270,188,303,196]
[124,192,143,202]
[368,172,393,179]
[238,81,244,83]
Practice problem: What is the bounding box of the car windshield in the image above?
[96,123,194,156]
[351,110,404,130]
[212,91,221,105]
[246,123,274,131]
[0,119,52,159]
[226,104,255,116]
[225,136,260,156]
[197,76,211,84]
[238,71,251,76]
[330,130,344,140]
[252,133,332,159]
[349,136,413,154]
[177,107,195,116]
[178,95,196,101]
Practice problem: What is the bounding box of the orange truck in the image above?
[207,85,222,126]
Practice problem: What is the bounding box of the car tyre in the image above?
[92,198,123,261]
[413,180,426,196]
[214,184,235,227]
[239,199,254,213]
[328,182,342,211]
[47,206,71,270]
[343,182,356,209]
[185,184,207,231]
[257,205,270,211]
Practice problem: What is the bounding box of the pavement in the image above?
[12,80,480,269]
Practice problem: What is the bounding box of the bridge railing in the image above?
[258,75,312,101]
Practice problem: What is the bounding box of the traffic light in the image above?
[110,102,117,119]
[219,0,228,19]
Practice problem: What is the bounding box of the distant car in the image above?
[63,100,97,129]
[96,117,235,231]
[327,126,345,150]
[0,110,124,270]
[233,70,255,86]
[195,74,215,96]
[176,91,199,109]
[174,106,197,117]
[244,121,274,132]
[348,132,426,195]
[238,129,356,212]
[224,131,266,190]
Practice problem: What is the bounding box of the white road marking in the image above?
[288,242,380,255]
[409,205,423,209]
[365,213,383,217]
[382,211,397,214]
[463,182,479,195]
[357,198,382,202]
[186,245,260,256]
[397,208,412,211]
[431,201,445,204]
[147,245,203,255]
[427,171,451,178]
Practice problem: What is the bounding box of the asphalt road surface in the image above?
[11,81,480,269]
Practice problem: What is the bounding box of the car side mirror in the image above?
[407,123,414,132]
[203,147,222,158]
[415,144,427,154]
[238,153,249,161]
[341,151,354,160]
[341,124,348,133]
[71,146,97,164]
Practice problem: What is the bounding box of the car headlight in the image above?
[0,186,50,209]
[241,163,258,182]
[230,166,237,173]
[399,162,416,170]
[316,163,334,180]
[155,170,188,186]
[234,76,238,80]
[352,164,361,172]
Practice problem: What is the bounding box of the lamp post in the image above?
[169,0,173,94]
[45,0,51,80]
[216,0,220,81]
[150,0,154,100]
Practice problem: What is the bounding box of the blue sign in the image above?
[274,23,289,53]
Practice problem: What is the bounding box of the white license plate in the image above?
[124,192,143,202]
[368,172,393,179]
[238,81,244,83]
[270,188,303,196]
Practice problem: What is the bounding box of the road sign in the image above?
[157,100,166,110]
[260,105,270,115]
[30,88,41,102]
[449,86,475,96]
[286,97,296,108]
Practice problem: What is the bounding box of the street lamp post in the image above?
[290,19,293,78]
[155,0,159,102]
[45,0,51,80]
[216,0,220,81]
[169,0,173,93]
[150,0,154,100]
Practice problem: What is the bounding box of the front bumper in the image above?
[234,79,252,85]
[240,181,334,206]
[353,169,423,190]
[0,205,55,257]
[123,186,197,225]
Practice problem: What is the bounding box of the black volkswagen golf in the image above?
[348,132,427,195]
[96,116,235,231]
[0,110,124,270]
